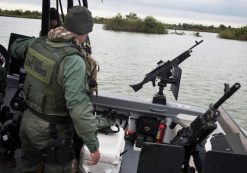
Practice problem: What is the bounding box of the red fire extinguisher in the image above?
[156,120,166,143]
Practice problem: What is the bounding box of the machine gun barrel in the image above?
[171,40,203,65]
[213,82,240,109]
[130,40,203,92]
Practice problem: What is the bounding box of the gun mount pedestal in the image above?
[152,81,167,105]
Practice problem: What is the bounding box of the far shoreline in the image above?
[0,9,246,41]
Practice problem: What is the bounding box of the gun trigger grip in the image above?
[152,80,156,87]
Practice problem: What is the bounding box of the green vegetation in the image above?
[218,26,247,41]
[0,9,41,19]
[1,9,247,40]
[103,13,167,34]
[166,23,220,33]
[94,16,108,24]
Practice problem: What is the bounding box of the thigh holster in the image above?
[41,137,74,165]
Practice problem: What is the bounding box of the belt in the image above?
[28,107,70,124]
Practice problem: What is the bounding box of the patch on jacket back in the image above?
[25,48,55,84]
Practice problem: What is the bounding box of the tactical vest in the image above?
[23,37,81,116]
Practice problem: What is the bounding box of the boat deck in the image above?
[120,140,140,173]
[0,141,140,173]
[1,116,247,173]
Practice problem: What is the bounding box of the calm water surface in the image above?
[1,16,247,129]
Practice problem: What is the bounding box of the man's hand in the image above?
[87,149,101,165]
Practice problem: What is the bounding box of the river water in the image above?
[0,16,247,130]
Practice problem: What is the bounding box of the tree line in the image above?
[0,9,41,19]
[1,9,246,41]
[96,13,247,41]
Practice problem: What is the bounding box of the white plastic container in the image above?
[80,128,125,173]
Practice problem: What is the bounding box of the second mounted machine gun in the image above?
[170,82,241,173]
[130,40,203,105]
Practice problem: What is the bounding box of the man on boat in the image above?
[11,6,100,173]
[49,7,62,30]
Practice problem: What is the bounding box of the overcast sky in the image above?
[0,0,247,27]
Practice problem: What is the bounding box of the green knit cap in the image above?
[64,6,93,35]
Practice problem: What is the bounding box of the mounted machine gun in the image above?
[130,40,203,105]
[170,82,241,173]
